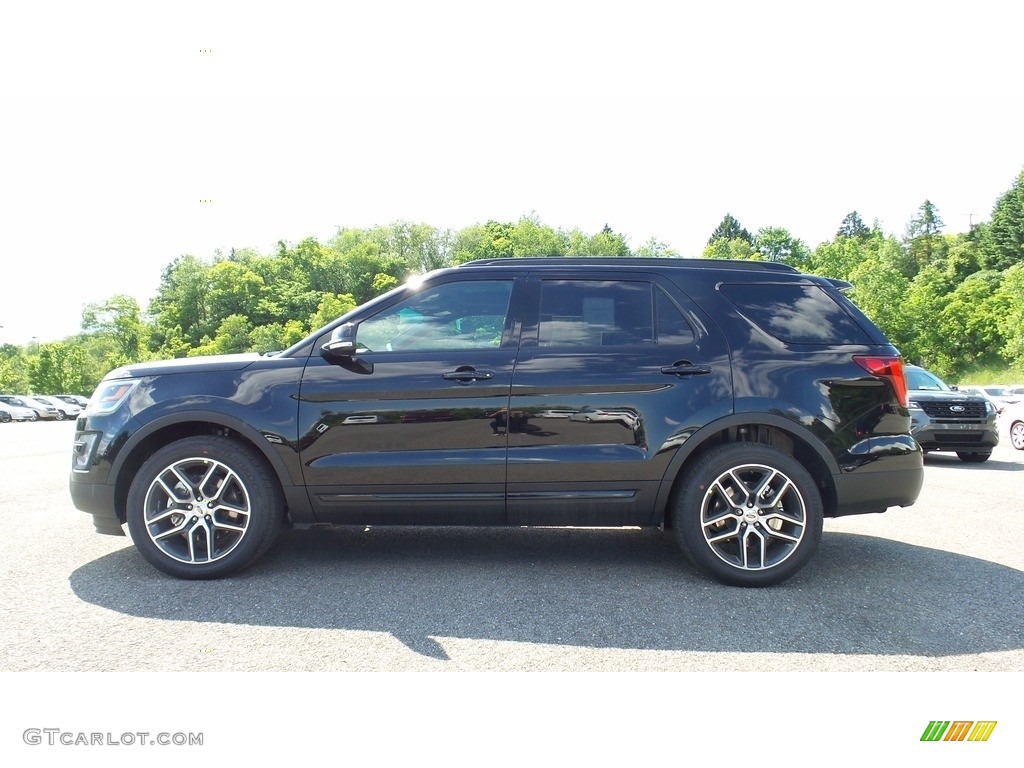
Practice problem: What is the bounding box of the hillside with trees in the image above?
[3,168,1023,396]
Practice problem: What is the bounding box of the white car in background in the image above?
[1001,402,1024,451]
[32,395,82,420]
[958,385,1020,414]
[0,401,40,422]
[56,394,90,409]
[0,395,61,420]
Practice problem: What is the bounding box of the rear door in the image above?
[506,271,732,526]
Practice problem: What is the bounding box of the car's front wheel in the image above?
[956,451,991,463]
[1010,421,1024,451]
[126,436,285,579]
[672,443,823,587]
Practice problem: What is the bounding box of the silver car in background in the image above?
[0,395,61,421]
[0,401,40,422]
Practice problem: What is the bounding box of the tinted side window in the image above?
[720,283,871,344]
[538,280,653,347]
[656,287,695,345]
[357,280,513,352]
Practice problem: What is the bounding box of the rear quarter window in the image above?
[719,282,872,345]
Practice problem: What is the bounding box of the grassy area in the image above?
[954,364,1024,386]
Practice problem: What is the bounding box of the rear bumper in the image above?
[832,438,924,516]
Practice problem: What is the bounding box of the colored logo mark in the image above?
[921,721,997,742]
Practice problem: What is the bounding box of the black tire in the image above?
[126,435,285,579]
[54,411,66,420]
[672,443,823,587]
[956,451,991,463]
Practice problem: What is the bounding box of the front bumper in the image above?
[911,424,999,452]
[68,476,124,535]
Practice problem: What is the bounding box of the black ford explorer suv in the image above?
[904,364,999,462]
[70,258,923,586]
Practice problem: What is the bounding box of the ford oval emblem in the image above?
[949,405,966,412]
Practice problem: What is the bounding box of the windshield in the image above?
[906,368,951,392]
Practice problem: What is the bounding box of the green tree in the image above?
[931,270,1005,377]
[149,254,213,351]
[994,263,1024,368]
[451,221,516,263]
[807,236,866,281]
[904,199,946,272]
[980,168,1024,271]
[836,211,870,240]
[206,260,270,329]
[634,237,679,258]
[703,238,758,260]
[510,214,568,257]
[28,342,90,394]
[0,346,31,392]
[308,293,358,333]
[754,227,809,265]
[584,224,631,257]
[846,244,913,351]
[368,221,453,272]
[189,314,252,357]
[81,295,149,363]
[708,213,752,245]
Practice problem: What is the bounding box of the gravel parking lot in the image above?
[1,419,1022,673]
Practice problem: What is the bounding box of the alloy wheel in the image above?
[699,463,807,572]
[140,456,252,565]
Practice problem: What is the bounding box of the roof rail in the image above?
[458,256,800,272]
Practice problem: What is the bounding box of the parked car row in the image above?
[957,384,1023,413]
[0,394,88,422]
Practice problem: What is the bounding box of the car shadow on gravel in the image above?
[68,526,1024,660]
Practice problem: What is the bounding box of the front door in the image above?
[298,275,521,525]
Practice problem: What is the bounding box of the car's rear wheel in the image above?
[126,435,284,579]
[672,443,823,587]
[956,451,991,463]
[1010,421,1024,451]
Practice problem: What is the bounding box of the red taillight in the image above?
[853,355,908,407]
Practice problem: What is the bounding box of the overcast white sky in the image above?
[2,0,1022,346]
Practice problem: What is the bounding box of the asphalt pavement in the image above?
[2,419,1022,672]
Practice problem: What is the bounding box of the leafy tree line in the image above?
[700,169,1024,379]
[3,168,1022,396]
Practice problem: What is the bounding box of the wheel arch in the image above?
[109,411,300,526]
[656,413,840,526]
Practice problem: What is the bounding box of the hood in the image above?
[105,353,264,380]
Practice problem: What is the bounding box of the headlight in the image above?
[85,379,140,415]
[907,400,923,410]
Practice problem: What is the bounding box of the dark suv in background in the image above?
[905,364,999,462]
[69,258,924,586]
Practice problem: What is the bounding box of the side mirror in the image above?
[320,323,373,374]
[320,323,358,359]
